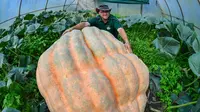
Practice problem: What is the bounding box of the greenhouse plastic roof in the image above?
[0,0,200,35]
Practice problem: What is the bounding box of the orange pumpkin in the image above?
[36,27,149,112]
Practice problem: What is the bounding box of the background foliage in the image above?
[0,10,199,112]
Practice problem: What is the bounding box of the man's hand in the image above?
[124,41,133,53]
[62,27,74,36]
[62,22,90,36]
[117,28,133,53]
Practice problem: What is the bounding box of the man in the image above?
[62,5,132,53]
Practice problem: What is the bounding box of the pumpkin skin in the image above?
[36,27,149,112]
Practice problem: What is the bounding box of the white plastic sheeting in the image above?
[77,0,96,10]
[0,0,200,35]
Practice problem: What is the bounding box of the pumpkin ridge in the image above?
[66,31,93,111]
[80,30,122,111]
[109,54,131,106]
[49,44,69,111]
[36,62,56,112]
[53,37,79,111]
[101,30,127,54]
[124,54,149,94]
[38,48,69,111]
[100,30,120,54]
[71,30,120,111]
[70,30,101,111]
[92,27,118,56]
[99,55,125,107]
[82,27,107,59]
[113,54,140,103]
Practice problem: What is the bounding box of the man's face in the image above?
[99,10,110,20]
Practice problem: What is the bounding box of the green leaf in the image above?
[3,92,22,109]
[2,107,20,112]
[0,29,7,37]
[0,81,6,88]
[0,53,5,68]
[10,36,23,49]
[153,36,180,57]
[65,18,74,27]
[24,13,35,20]
[170,93,178,102]
[176,93,193,112]
[188,52,200,77]
[6,78,12,88]
[51,24,66,33]
[124,15,141,27]
[7,67,29,83]
[192,35,200,53]
[176,24,195,46]
[38,101,48,112]
[155,24,165,29]
[164,21,178,34]
[60,19,67,25]
[0,35,11,42]
[149,74,161,93]
[19,55,31,67]
[191,97,200,112]
[140,16,160,25]
[10,17,23,29]
[14,24,26,36]
[71,15,83,24]
[26,23,40,34]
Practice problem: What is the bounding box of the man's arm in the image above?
[117,28,133,53]
[62,22,90,35]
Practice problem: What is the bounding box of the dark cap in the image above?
[96,5,111,13]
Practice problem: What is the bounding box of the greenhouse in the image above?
[0,0,200,112]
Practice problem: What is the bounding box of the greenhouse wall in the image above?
[98,0,162,17]
[0,0,200,36]
[0,0,78,29]
[157,0,200,35]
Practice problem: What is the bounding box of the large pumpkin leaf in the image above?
[153,36,180,57]
[51,19,67,33]
[149,74,161,93]
[170,92,194,112]
[0,53,5,68]
[0,29,7,37]
[7,67,29,83]
[19,55,32,67]
[9,36,23,49]
[26,23,40,34]
[2,107,20,112]
[191,97,200,112]
[163,21,178,35]
[192,35,200,53]
[0,35,11,50]
[65,18,74,27]
[189,52,200,77]
[6,78,12,87]
[140,16,160,25]
[155,24,165,29]
[124,15,141,27]
[24,13,35,20]
[51,24,66,33]
[31,100,49,112]
[14,24,26,36]
[71,15,83,24]
[0,81,6,88]
[177,93,193,112]
[176,24,196,46]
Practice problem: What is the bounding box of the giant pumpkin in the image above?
[36,27,149,112]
